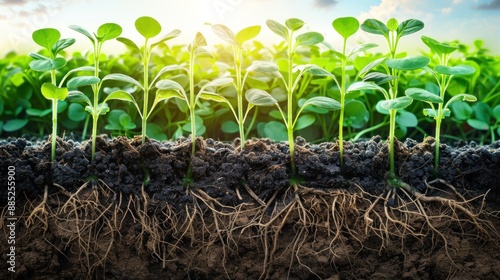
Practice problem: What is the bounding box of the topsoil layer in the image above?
[0,135,499,279]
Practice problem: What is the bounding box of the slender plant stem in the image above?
[141,39,150,143]
[189,49,196,157]
[388,109,397,175]
[234,46,245,148]
[49,70,57,162]
[91,42,102,161]
[287,35,296,179]
[434,112,442,177]
[338,38,347,170]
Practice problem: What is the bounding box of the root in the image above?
[26,185,50,230]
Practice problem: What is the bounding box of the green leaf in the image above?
[493,105,500,122]
[32,28,60,50]
[285,18,304,31]
[119,113,136,130]
[97,23,122,42]
[67,76,100,89]
[156,89,184,102]
[359,57,387,77]
[405,88,443,103]
[199,92,230,105]
[387,18,398,31]
[472,102,492,123]
[67,90,92,107]
[344,100,369,129]
[203,77,233,89]
[135,16,161,39]
[263,121,288,142]
[245,89,278,106]
[29,57,67,71]
[189,32,207,51]
[363,72,397,85]
[447,93,477,106]
[69,25,95,43]
[236,25,261,45]
[68,103,87,121]
[301,96,341,111]
[103,90,136,104]
[156,79,186,93]
[41,83,68,101]
[3,119,28,132]
[450,101,473,121]
[386,56,430,70]
[434,65,476,76]
[397,19,424,37]
[360,19,389,37]
[467,119,489,130]
[295,64,334,78]
[222,120,239,134]
[421,35,458,55]
[212,24,238,46]
[246,61,280,74]
[396,110,418,127]
[26,108,52,117]
[295,32,323,47]
[266,19,289,41]
[151,29,182,48]
[348,43,378,58]
[116,37,141,53]
[53,38,76,55]
[102,73,143,90]
[295,114,315,130]
[347,81,386,93]
[381,96,413,110]
[332,17,359,40]
[147,123,168,141]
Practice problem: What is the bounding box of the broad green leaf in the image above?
[136,16,161,39]
[199,92,231,105]
[103,90,136,104]
[67,76,100,89]
[246,61,280,74]
[363,72,397,85]
[397,19,424,37]
[147,123,168,141]
[26,108,51,117]
[359,57,387,77]
[236,25,261,45]
[450,101,473,121]
[203,77,233,89]
[29,52,49,61]
[405,88,443,103]
[116,37,141,53]
[285,18,304,31]
[102,73,143,90]
[69,25,94,43]
[421,36,458,55]
[189,32,207,51]
[295,64,334,78]
[156,79,185,93]
[67,90,92,107]
[447,93,477,105]
[301,96,340,111]
[120,114,135,130]
[245,89,278,106]
[386,55,430,70]
[263,121,288,142]
[151,29,182,47]
[295,114,315,130]
[29,57,66,71]
[156,89,184,102]
[41,83,68,101]
[332,17,359,40]
[425,82,440,95]
[295,32,323,47]
[424,108,450,118]
[212,24,237,46]
[396,110,418,127]
[266,19,289,41]
[68,103,87,121]
[360,19,389,37]
[222,120,239,134]
[97,23,122,42]
[348,43,378,58]
[472,102,492,123]
[3,119,28,132]
[381,96,413,110]
[344,100,369,129]
[467,119,489,130]
[493,105,500,122]
[347,81,386,94]
[387,18,398,31]
[434,65,476,76]
[53,38,76,55]
[32,28,60,50]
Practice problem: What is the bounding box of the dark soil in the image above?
[0,135,499,279]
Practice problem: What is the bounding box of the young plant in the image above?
[266,18,341,187]
[330,16,377,169]
[347,18,429,185]
[210,23,261,148]
[67,23,139,160]
[116,16,181,143]
[405,36,476,175]
[29,28,93,161]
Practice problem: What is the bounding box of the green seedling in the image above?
[330,16,377,169]
[155,32,235,185]
[266,18,341,188]
[209,23,262,148]
[117,16,181,143]
[29,28,94,161]
[67,23,140,161]
[105,109,136,136]
[405,35,476,175]
[465,102,500,143]
[348,18,429,185]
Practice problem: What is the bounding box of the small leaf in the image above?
[69,25,95,43]
[67,76,100,89]
[348,43,378,58]
[434,65,476,76]
[493,105,500,122]
[212,24,238,46]
[266,19,289,41]
[387,18,398,31]
[344,100,369,129]
[263,121,288,142]
[3,119,29,132]
[301,96,340,111]
[156,89,184,102]
[189,32,207,51]
[347,81,386,93]
[386,55,430,70]
[156,79,185,93]
[67,90,92,107]
[360,19,389,37]
[450,101,473,121]
[359,57,387,77]
[222,120,239,134]
[246,61,280,74]
[41,83,68,101]
[295,114,316,130]
[405,88,443,103]
[396,110,418,127]
[32,28,60,50]
[421,35,458,55]
[203,77,233,89]
[103,90,136,104]
[68,103,87,121]
[397,19,424,37]
[285,18,304,31]
[29,57,67,71]
[295,64,334,78]
[53,38,76,55]
[236,25,261,45]
[295,32,323,47]
[102,73,143,90]
[332,17,359,40]
[151,29,182,47]
[447,93,477,105]
[467,119,489,130]
[135,16,161,39]
[381,96,413,110]
[97,23,122,42]
[363,72,397,85]
[472,101,492,123]
[199,92,230,105]
[117,37,141,53]
[245,89,278,106]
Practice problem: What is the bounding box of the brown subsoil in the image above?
[0,135,499,279]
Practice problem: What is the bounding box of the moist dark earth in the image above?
[0,135,499,279]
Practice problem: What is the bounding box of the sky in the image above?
[1,0,500,56]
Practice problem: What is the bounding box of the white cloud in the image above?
[453,0,462,4]
[358,0,433,23]
[441,7,452,13]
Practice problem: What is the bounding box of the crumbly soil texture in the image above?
[1,135,499,280]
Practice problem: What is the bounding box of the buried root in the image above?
[7,178,499,278]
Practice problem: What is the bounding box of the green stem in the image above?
[235,47,245,148]
[142,40,150,143]
[339,38,347,171]
[388,109,397,176]
[189,50,196,157]
[91,42,102,162]
[434,113,443,177]
[287,35,296,181]
[51,99,57,162]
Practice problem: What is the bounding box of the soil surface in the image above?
[0,135,499,279]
